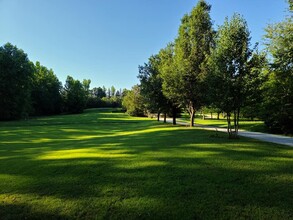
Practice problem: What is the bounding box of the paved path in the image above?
[160,118,293,147]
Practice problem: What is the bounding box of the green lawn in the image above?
[0,109,292,219]
[180,113,268,133]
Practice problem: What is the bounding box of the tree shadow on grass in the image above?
[0,109,292,219]
[0,203,69,220]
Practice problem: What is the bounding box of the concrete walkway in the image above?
[160,118,293,147]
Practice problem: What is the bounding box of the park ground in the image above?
[0,108,292,219]
[179,113,268,133]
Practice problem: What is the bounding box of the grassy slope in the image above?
[0,109,292,219]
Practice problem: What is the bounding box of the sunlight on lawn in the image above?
[65,126,180,140]
[2,138,69,144]
[36,148,134,160]
[0,109,292,219]
[115,160,168,169]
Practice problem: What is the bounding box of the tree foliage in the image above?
[159,43,176,100]
[0,43,34,120]
[162,0,214,127]
[289,0,293,11]
[208,14,252,138]
[87,86,124,109]
[242,51,268,120]
[138,55,170,121]
[122,85,145,116]
[91,87,106,99]
[63,76,89,114]
[262,9,293,133]
[31,61,62,115]
[158,43,180,125]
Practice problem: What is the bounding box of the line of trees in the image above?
[0,43,125,120]
[0,43,90,119]
[87,86,126,109]
[123,0,292,136]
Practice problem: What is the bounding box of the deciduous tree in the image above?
[122,85,145,116]
[138,55,170,122]
[0,43,34,120]
[208,14,252,138]
[242,51,267,120]
[162,0,214,127]
[63,76,89,114]
[262,6,293,133]
[31,61,62,115]
[159,43,179,125]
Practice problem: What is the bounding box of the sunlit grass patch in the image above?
[37,148,134,160]
[0,108,292,219]
[115,160,168,169]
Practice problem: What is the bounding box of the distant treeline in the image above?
[0,43,125,120]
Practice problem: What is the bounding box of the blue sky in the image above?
[0,0,289,89]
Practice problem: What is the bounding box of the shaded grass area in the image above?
[180,113,268,133]
[0,108,292,219]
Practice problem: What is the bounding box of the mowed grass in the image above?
[0,109,292,219]
[180,113,268,133]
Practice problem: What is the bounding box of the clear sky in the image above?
[0,0,289,89]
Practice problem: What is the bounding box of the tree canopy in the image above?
[63,76,90,114]
[0,43,34,120]
[262,8,293,133]
[207,14,252,137]
[122,85,145,116]
[31,61,62,116]
[162,0,214,127]
[138,54,170,121]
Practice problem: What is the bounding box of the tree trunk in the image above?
[190,110,195,127]
[157,112,160,121]
[172,107,176,125]
[234,110,237,134]
[227,110,239,139]
[202,111,205,120]
[227,112,232,138]
[236,108,240,134]
[164,113,167,123]
[211,112,213,119]
[217,112,220,120]
[187,102,195,127]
